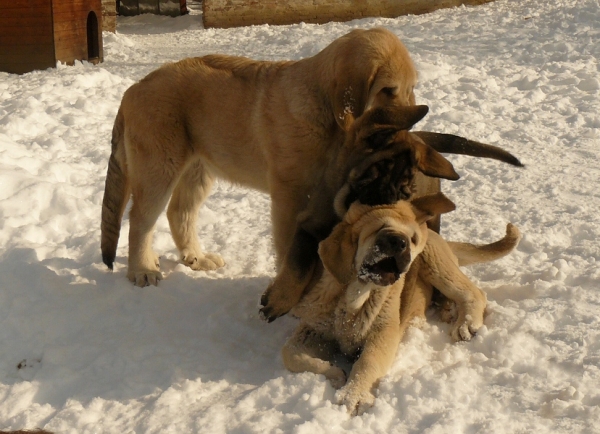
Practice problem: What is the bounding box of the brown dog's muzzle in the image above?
[358,231,412,286]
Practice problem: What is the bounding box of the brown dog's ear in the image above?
[356,105,429,142]
[411,193,456,225]
[318,221,357,286]
[412,131,524,167]
[413,139,460,181]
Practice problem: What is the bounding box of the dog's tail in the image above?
[101,107,130,270]
[448,223,521,267]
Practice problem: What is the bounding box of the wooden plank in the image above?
[0,24,54,45]
[53,34,85,47]
[0,42,54,56]
[203,0,495,28]
[54,28,87,62]
[1,0,51,9]
[0,5,52,20]
[0,62,54,74]
[55,50,87,64]
[52,0,102,16]
[53,20,86,33]
[0,15,53,27]
[0,48,55,65]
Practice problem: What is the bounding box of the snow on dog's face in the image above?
[318,193,456,287]
[354,208,425,287]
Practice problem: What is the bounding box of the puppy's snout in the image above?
[376,232,408,255]
[359,231,411,286]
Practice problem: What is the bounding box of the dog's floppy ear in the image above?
[356,105,430,146]
[411,193,456,225]
[318,220,357,286]
[327,28,418,130]
[413,138,460,181]
[332,64,379,130]
[412,131,524,167]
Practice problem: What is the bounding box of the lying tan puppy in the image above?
[283,195,520,415]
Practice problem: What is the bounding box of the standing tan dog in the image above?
[283,195,521,415]
[102,28,420,286]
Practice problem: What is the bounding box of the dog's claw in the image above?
[258,306,281,323]
[259,293,276,322]
[181,249,225,271]
[128,270,163,287]
[451,314,482,341]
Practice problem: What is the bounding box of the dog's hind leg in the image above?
[282,325,346,389]
[167,159,225,271]
[125,130,191,286]
[127,174,175,287]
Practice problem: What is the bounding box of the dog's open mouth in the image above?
[358,255,401,286]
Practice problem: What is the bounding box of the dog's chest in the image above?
[293,277,391,355]
[333,283,389,355]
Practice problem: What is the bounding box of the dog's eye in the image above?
[381,87,397,97]
[411,235,419,246]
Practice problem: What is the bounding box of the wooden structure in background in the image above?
[118,0,188,17]
[203,0,494,29]
[0,0,104,75]
[102,0,117,32]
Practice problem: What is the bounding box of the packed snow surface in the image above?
[1,0,599,432]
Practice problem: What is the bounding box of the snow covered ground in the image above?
[1,0,599,432]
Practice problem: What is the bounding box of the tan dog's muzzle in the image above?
[358,231,411,286]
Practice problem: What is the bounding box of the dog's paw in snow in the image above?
[335,383,375,416]
[451,313,482,341]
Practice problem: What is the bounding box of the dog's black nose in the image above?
[376,232,408,255]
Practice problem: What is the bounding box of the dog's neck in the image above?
[345,280,381,311]
[343,276,405,316]
[334,277,404,354]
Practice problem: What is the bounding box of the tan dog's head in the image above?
[319,193,456,287]
[317,28,418,130]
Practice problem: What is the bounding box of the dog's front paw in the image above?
[335,383,375,416]
[259,280,299,322]
[451,313,483,341]
[181,249,225,271]
[259,284,293,323]
[127,269,163,287]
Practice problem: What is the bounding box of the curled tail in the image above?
[101,107,130,270]
[448,223,521,267]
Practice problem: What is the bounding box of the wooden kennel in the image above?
[0,0,104,75]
